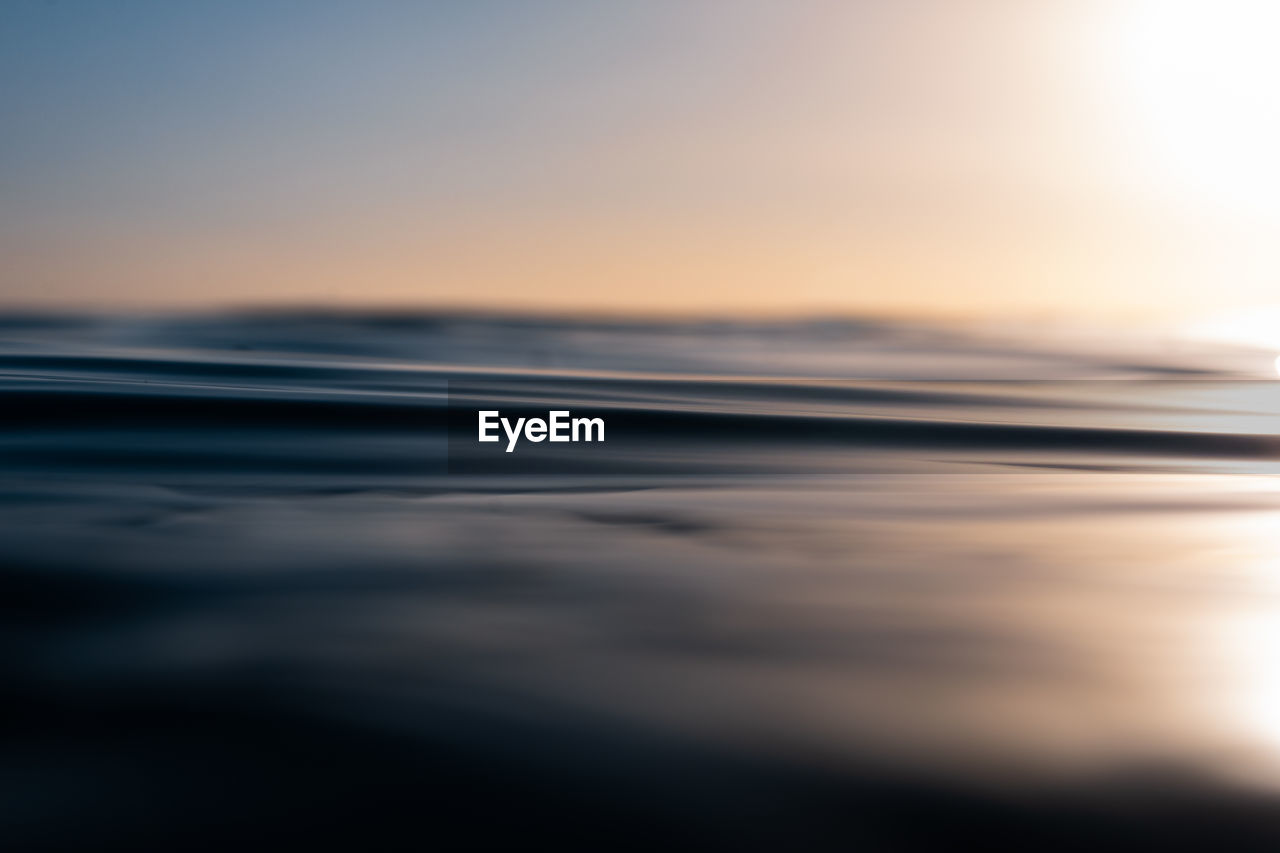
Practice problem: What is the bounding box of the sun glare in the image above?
[1183,306,1280,375]
[1190,306,1280,350]
[1111,0,1280,218]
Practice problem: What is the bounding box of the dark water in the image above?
[7,312,1280,850]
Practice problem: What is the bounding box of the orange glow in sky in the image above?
[2,1,1278,322]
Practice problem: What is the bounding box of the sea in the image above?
[6,310,1280,850]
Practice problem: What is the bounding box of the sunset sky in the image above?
[3,0,1278,321]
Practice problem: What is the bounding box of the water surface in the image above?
[6,312,1280,850]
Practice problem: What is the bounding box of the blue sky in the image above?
[2,0,1277,321]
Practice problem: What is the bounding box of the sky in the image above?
[2,0,1279,321]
